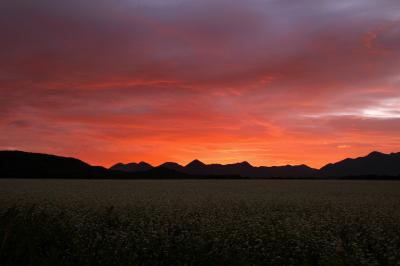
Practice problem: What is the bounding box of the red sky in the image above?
[1,0,400,168]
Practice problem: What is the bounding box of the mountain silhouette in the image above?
[186,159,206,168]
[1,150,400,179]
[108,152,400,178]
[319,151,400,177]
[135,167,191,179]
[159,162,185,172]
[0,150,109,178]
[0,151,189,179]
[116,159,316,178]
[185,159,209,175]
[110,161,153,172]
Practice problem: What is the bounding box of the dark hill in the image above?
[319,151,400,177]
[133,167,192,179]
[0,150,109,178]
[165,160,316,178]
[0,151,189,179]
[2,150,400,179]
[159,162,185,172]
[114,159,317,178]
[110,162,153,172]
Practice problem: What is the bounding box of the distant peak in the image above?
[160,162,182,166]
[138,161,152,167]
[186,159,206,167]
[238,161,252,167]
[367,151,385,157]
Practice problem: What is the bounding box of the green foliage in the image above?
[1,180,400,265]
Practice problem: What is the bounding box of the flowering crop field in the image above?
[1,179,400,265]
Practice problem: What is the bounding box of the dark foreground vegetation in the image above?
[1,179,400,265]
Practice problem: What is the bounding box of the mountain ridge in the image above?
[1,150,400,179]
[319,151,400,177]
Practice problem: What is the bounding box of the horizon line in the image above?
[1,149,398,171]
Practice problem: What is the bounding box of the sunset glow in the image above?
[1,0,400,168]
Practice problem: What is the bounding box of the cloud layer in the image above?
[1,0,400,167]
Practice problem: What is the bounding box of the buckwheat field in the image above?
[1,179,400,265]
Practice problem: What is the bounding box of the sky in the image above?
[1,0,400,168]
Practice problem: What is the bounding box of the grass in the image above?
[1,179,400,265]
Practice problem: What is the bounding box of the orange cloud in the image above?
[1,0,400,168]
